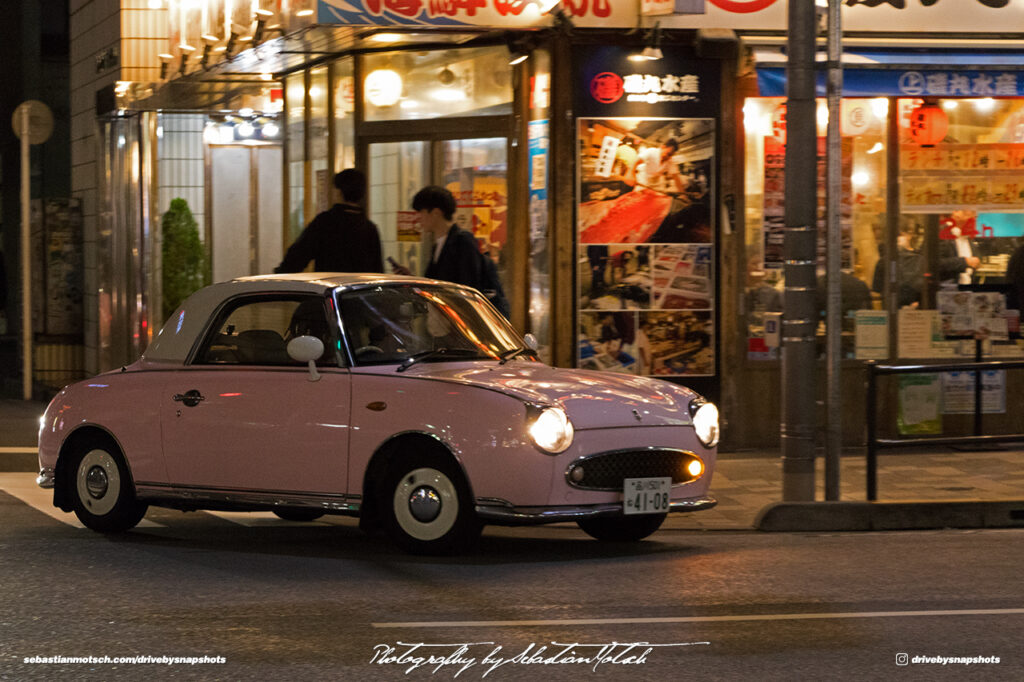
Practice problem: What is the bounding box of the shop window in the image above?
[362,46,513,121]
[742,96,887,360]
[743,96,1024,362]
[309,67,330,214]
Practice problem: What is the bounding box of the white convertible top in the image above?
[142,273,442,363]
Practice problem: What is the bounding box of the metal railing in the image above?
[865,357,1024,501]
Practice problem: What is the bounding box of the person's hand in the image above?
[388,257,412,275]
[966,256,981,269]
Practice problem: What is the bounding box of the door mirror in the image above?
[287,336,325,382]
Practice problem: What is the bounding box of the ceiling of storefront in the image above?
[132,25,502,112]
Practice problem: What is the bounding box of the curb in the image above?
[755,500,1024,532]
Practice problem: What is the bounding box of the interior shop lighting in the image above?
[371,33,404,43]
[239,107,254,117]
[509,50,529,66]
[630,21,662,62]
[148,0,163,8]
[974,97,996,112]
[260,72,273,81]
[870,97,889,119]
[365,69,403,107]
[237,121,255,137]
[261,120,279,137]
[942,100,958,110]
[158,53,174,80]
[866,142,884,154]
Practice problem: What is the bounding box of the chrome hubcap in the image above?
[408,486,442,522]
[85,466,109,499]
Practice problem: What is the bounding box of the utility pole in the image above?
[824,0,843,499]
[782,0,818,501]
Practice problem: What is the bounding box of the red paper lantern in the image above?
[908,103,949,146]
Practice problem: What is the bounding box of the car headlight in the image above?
[528,406,574,454]
[690,400,720,448]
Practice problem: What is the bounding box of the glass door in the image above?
[367,137,508,292]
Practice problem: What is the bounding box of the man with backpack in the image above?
[391,185,510,317]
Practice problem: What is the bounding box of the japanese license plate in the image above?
[623,477,672,515]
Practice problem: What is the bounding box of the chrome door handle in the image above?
[172,390,205,407]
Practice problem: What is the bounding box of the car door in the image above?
[160,293,351,495]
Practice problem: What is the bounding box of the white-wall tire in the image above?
[65,437,147,533]
[380,450,481,555]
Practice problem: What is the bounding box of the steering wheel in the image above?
[354,345,384,358]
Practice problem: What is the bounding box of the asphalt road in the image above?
[0,482,1021,681]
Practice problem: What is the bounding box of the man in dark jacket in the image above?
[275,169,383,274]
[392,185,482,288]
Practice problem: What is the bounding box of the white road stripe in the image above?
[372,608,1024,629]
[0,446,37,454]
[0,472,161,528]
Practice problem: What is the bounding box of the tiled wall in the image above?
[157,114,205,227]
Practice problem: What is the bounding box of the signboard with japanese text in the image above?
[574,46,720,120]
[758,67,1024,99]
[317,0,1024,32]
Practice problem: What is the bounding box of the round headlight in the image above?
[691,401,720,448]
[528,406,574,454]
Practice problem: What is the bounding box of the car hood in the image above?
[416,362,699,430]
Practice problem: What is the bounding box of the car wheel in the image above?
[577,514,667,542]
[66,438,148,533]
[272,509,325,522]
[380,451,481,555]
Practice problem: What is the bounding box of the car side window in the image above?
[193,295,343,367]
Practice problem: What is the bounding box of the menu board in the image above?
[901,143,1024,212]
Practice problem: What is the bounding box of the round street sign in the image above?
[12,100,54,145]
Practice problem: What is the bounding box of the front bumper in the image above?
[475,495,716,526]
[37,467,55,489]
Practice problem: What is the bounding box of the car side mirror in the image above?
[524,333,539,351]
[287,335,325,382]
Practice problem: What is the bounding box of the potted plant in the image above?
[161,198,209,321]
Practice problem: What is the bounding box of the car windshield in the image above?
[335,284,525,367]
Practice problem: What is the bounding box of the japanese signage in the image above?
[575,46,719,119]
[901,143,1024,212]
[317,0,1024,31]
[759,69,1024,98]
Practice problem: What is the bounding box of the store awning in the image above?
[754,47,1024,98]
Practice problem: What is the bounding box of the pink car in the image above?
[38,274,718,554]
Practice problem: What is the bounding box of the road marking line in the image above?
[0,446,37,454]
[372,608,1024,629]
[0,472,161,528]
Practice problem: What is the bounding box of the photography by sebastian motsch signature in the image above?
[369,640,711,677]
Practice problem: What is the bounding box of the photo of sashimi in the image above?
[579,188,673,243]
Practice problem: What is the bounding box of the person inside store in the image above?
[627,138,687,195]
[1006,240,1024,310]
[872,226,924,308]
[937,211,982,285]
[391,185,509,317]
[275,168,383,274]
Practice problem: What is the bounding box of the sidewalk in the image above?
[3,399,1024,531]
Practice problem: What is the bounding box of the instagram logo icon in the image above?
[896,653,909,666]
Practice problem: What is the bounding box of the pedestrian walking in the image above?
[275,168,383,274]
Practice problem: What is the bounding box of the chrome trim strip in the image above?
[134,483,361,515]
[475,495,717,526]
[36,467,55,489]
[563,447,703,491]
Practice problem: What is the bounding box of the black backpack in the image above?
[478,251,510,318]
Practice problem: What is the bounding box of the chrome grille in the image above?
[566,449,701,491]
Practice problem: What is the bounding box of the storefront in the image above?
[93,0,1024,448]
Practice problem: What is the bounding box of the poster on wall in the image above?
[574,46,719,378]
[577,118,715,377]
[762,136,854,270]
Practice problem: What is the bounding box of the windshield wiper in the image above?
[498,346,536,365]
[396,348,484,372]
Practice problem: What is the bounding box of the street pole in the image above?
[20,105,32,401]
[782,0,818,501]
[825,0,843,500]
